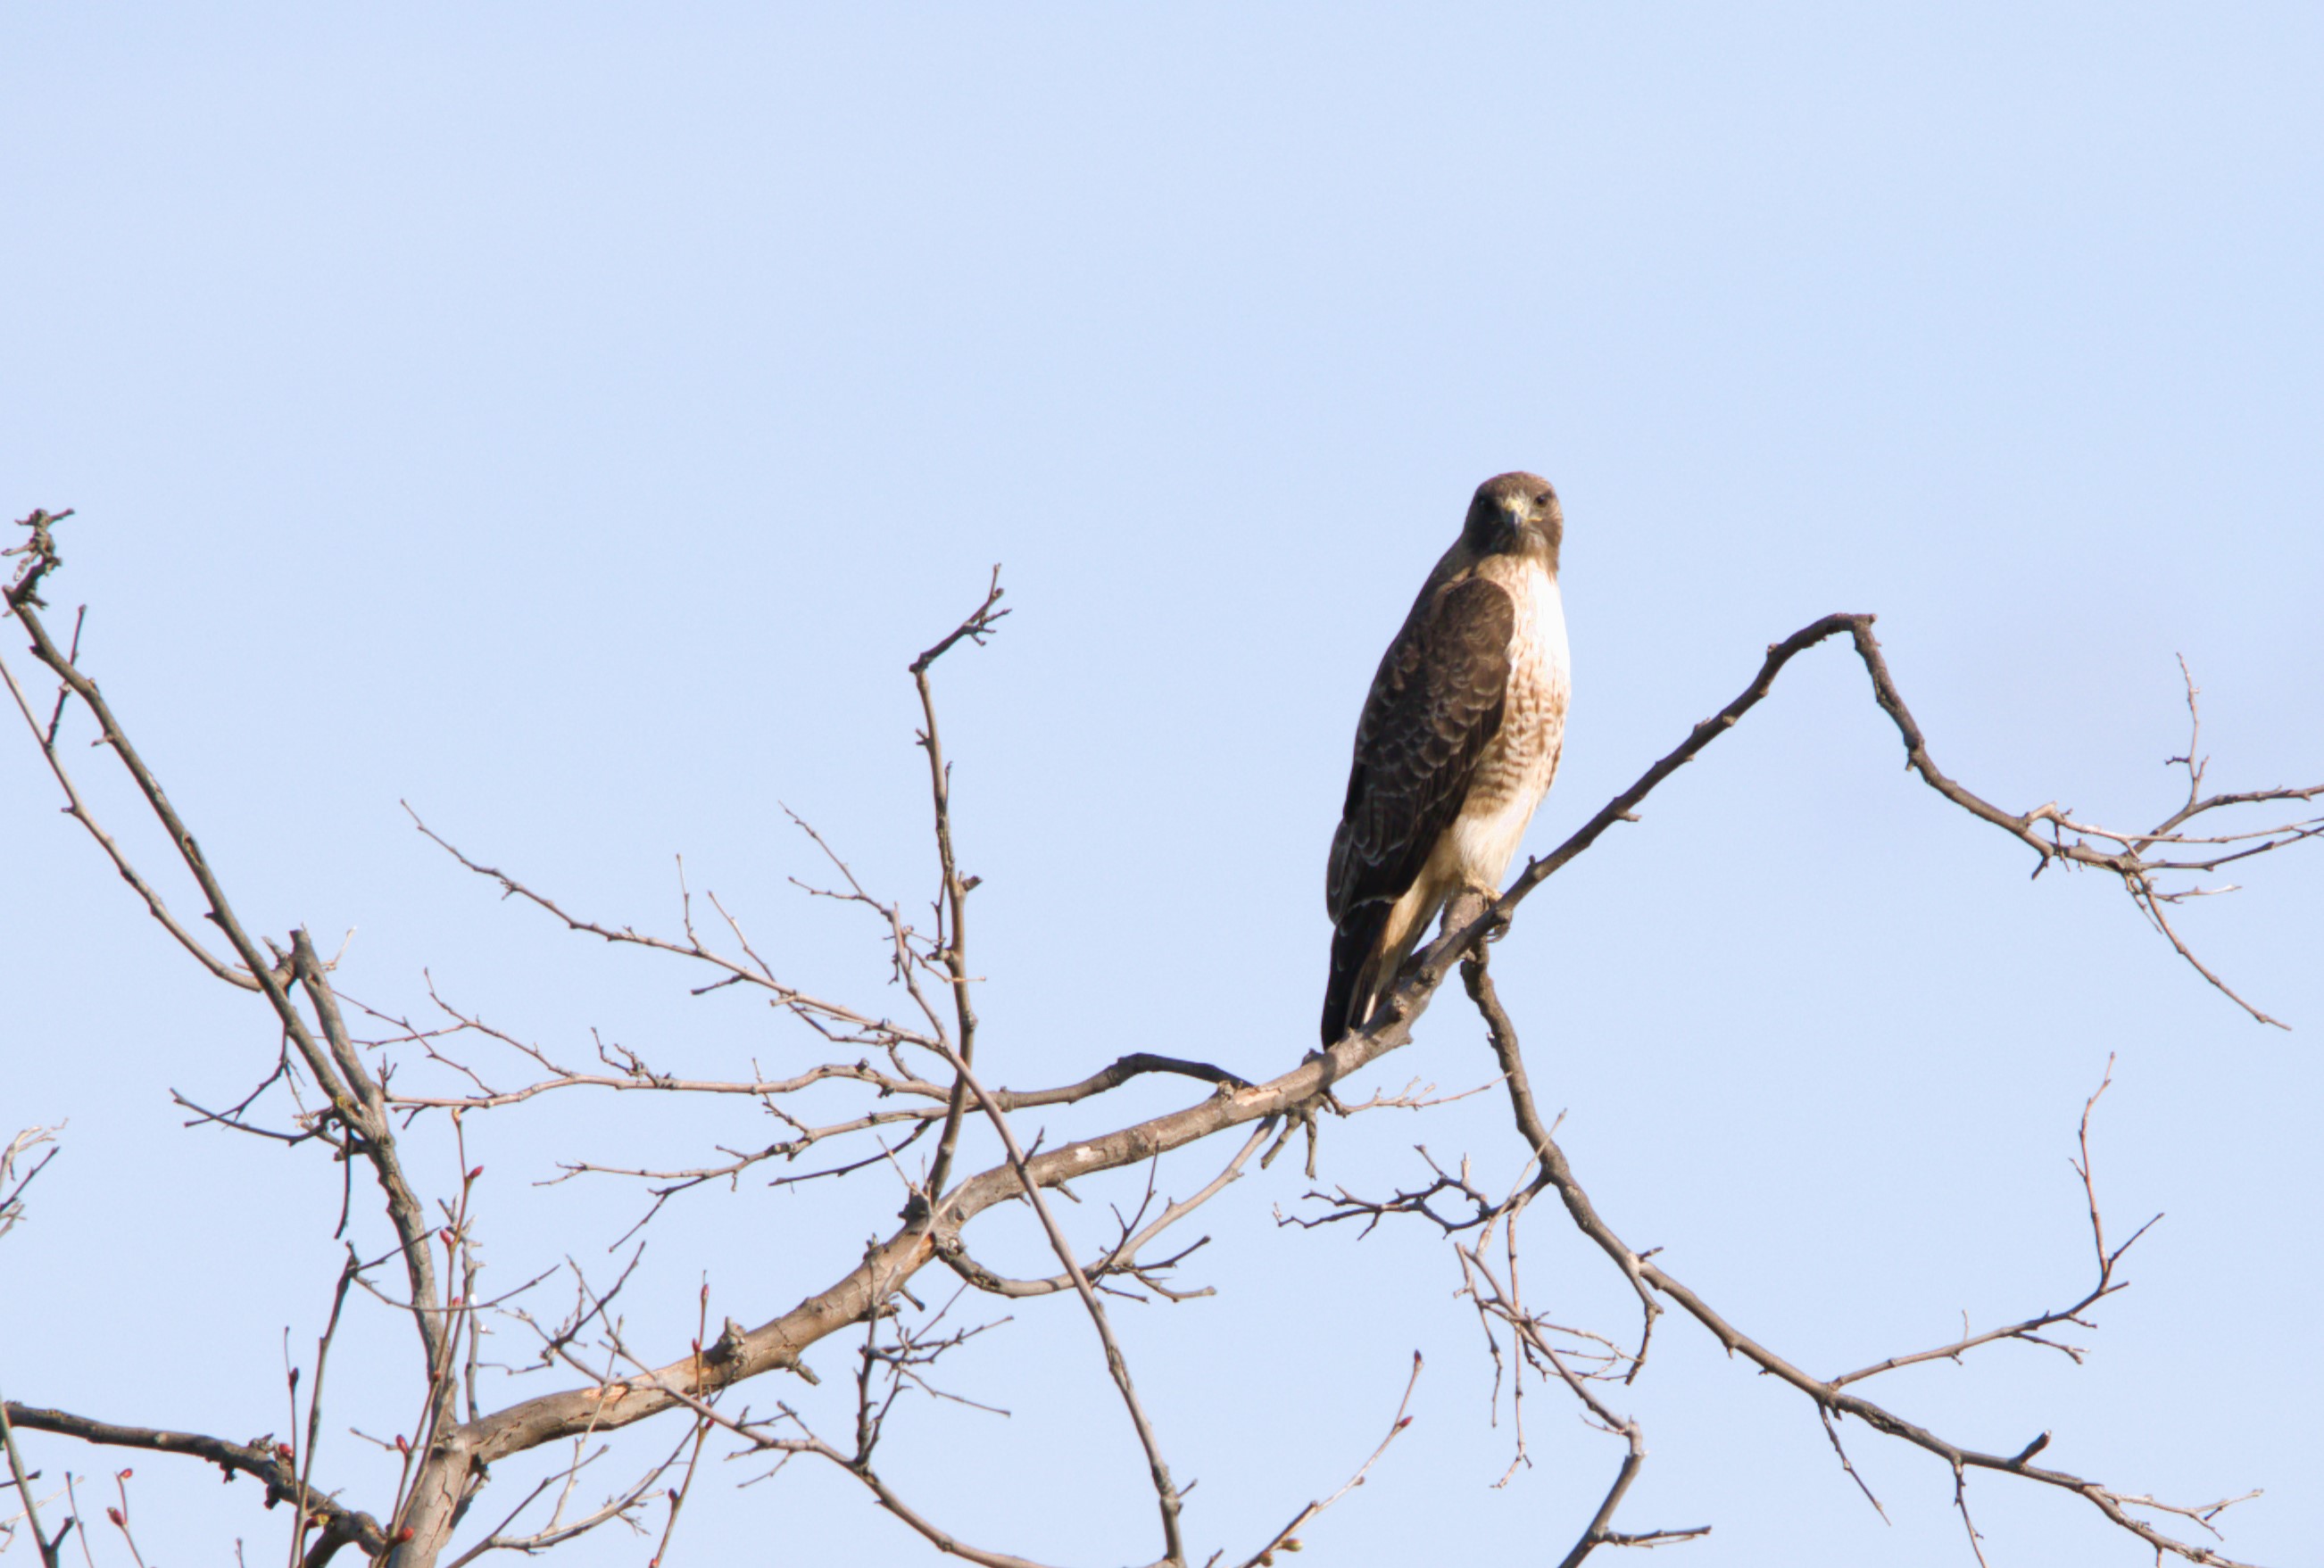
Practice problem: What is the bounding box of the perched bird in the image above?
[1322,472,1572,1044]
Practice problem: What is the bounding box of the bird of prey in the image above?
[1322,472,1572,1044]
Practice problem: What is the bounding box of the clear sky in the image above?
[4,6,2320,1566]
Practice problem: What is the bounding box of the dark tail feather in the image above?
[1322,904,1394,1046]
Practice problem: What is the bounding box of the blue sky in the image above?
[4,7,2320,1566]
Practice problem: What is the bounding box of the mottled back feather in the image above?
[1326,573,1515,924]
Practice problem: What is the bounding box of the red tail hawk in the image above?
[1323,472,1571,1044]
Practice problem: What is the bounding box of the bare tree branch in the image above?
[1830,1055,2157,1388]
[0,588,257,991]
[0,1404,389,1560]
[288,1249,362,1568]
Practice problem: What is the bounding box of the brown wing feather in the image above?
[1326,574,1515,923]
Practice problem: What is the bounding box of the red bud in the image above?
[106,1507,124,1527]
[394,1435,409,1454]
[395,1527,415,1543]
[468,1166,484,1180]
[117,1468,132,1481]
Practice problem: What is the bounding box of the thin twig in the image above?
[1232,1351,1424,1568]
[944,1048,1187,1565]
[911,567,1008,1210]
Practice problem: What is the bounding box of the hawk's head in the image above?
[1463,471,1562,568]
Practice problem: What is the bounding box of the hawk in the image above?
[1322,471,1572,1044]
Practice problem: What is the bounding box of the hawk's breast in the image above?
[1449,554,1570,887]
